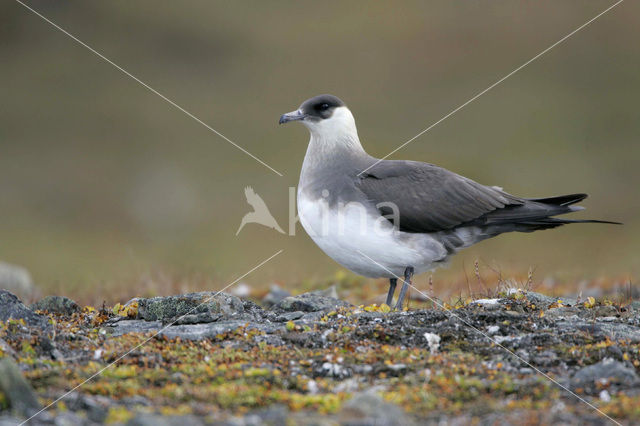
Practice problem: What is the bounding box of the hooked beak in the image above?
[279,109,306,124]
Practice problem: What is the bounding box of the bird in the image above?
[279,94,620,310]
[236,186,285,235]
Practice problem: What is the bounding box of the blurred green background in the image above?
[1,1,638,304]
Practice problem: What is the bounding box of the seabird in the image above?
[279,94,619,309]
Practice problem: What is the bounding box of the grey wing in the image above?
[356,160,524,233]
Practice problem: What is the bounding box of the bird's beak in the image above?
[279,109,306,124]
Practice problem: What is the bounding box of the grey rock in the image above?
[171,312,223,325]
[246,404,290,425]
[544,307,582,320]
[339,389,413,426]
[606,345,624,361]
[0,358,42,417]
[121,395,152,407]
[240,299,267,320]
[556,320,640,343]
[262,284,291,307]
[84,400,108,423]
[135,292,244,321]
[64,393,109,423]
[159,321,282,340]
[105,320,164,337]
[276,291,352,312]
[593,305,619,317]
[253,334,285,346]
[523,291,560,309]
[597,322,640,343]
[127,414,204,426]
[0,416,24,426]
[53,411,87,426]
[107,319,284,340]
[0,290,48,327]
[275,311,305,322]
[570,358,640,394]
[0,261,38,302]
[301,311,326,322]
[31,295,80,316]
[0,338,16,357]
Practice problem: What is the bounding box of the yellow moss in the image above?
[21,341,36,356]
[112,303,121,315]
[244,368,271,377]
[105,406,134,424]
[364,303,391,313]
[0,391,7,410]
[113,301,139,318]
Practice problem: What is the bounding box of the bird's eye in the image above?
[319,103,330,111]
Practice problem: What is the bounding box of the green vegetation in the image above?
[2,293,640,422]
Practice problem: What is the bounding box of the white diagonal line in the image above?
[20,249,284,425]
[359,0,624,176]
[14,0,283,177]
[355,250,621,426]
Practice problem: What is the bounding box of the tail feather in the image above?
[527,193,588,206]
[513,217,621,232]
[471,192,621,235]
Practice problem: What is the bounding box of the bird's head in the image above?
[279,94,357,140]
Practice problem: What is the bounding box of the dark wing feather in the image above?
[357,160,524,233]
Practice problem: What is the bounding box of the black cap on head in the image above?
[299,94,345,120]
[279,94,346,124]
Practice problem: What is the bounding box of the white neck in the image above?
[299,107,369,190]
[303,106,365,157]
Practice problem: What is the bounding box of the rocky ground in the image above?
[1,286,640,425]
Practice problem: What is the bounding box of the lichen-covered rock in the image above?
[570,358,640,394]
[127,414,204,426]
[0,290,47,327]
[523,291,562,309]
[275,311,305,322]
[11,288,640,424]
[135,292,246,321]
[158,321,282,340]
[31,295,80,316]
[339,389,414,426]
[276,291,352,312]
[593,305,619,317]
[544,306,582,320]
[107,319,284,340]
[0,338,16,357]
[0,358,42,417]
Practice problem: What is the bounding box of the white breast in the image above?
[297,190,449,278]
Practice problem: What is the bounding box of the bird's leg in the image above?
[394,266,414,310]
[385,278,397,306]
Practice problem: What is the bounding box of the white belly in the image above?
[297,192,449,278]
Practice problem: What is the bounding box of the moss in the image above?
[105,406,134,423]
[5,297,640,423]
[0,391,7,410]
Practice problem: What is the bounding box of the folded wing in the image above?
[356,160,613,234]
